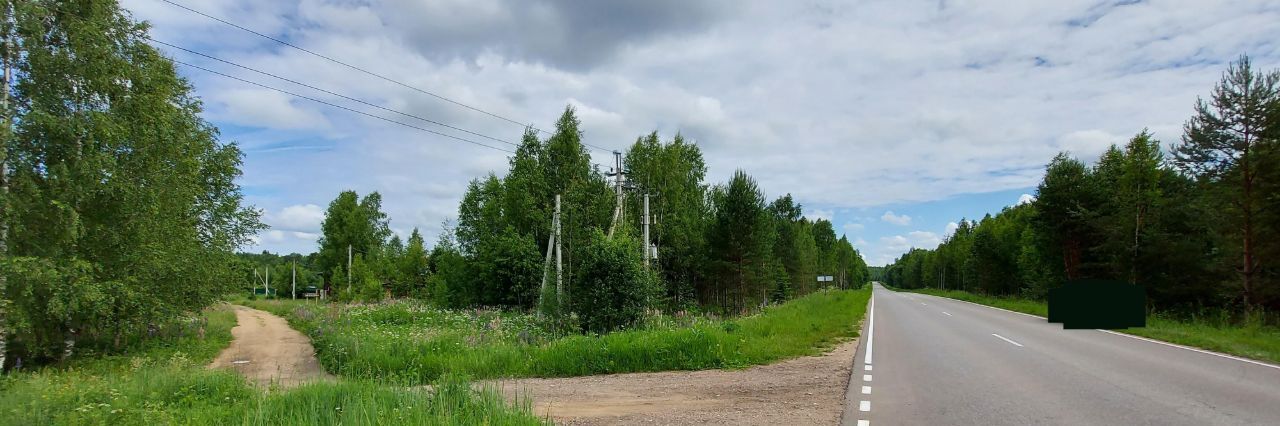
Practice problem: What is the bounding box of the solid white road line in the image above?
[861,385,871,395]
[863,374,873,382]
[942,311,952,316]
[866,293,875,365]
[859,400,871,412]
[857,420,870,426]
[992,333,1024,347]
[910,290,1280,370]
[1096,329,1280,370]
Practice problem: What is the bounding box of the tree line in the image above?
[299,107,869,331]
[886,56,1280,315]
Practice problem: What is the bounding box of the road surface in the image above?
[209,305,331,387]
[842,283,1280,425]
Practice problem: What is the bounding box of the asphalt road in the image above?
[842,283,1280,425]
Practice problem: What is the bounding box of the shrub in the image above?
[570,230,660,333]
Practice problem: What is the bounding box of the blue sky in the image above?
[119,0,1280,265]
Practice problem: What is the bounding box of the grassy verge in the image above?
[904,288,1048,317]
[896,287,1280,365]
[0,304,546,425]
[247,287,872,385]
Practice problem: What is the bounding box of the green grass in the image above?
[895,287,1280,365]
[904,288,1049,317]
[0,304,546,425]
[247,287,872,385]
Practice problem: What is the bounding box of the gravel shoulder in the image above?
[208,304,332,388]
[486,337,860,425]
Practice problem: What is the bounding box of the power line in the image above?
[156,0,614,154]
[150,37,519,149]
[171,59,515,154]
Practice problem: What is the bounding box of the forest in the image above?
[885,56,1280,316]
[244,107,870,333]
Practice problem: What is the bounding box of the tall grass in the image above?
[898,287,1280,364]
[0,305,546,425]
[248,287,872,384]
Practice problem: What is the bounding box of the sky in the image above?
[119,0,1280,266]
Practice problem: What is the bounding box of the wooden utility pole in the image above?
[265,266,270,298]
[607,151,626,238]
[538,194,564,317]
[643,193,651,268]
[292,260,297,300]
[347,244,352,292]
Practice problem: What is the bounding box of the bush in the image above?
[569,231,657,333]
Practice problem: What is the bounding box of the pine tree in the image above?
[1172,56,1280,307]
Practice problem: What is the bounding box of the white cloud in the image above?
[906,231,942,249]
[210,89,331,131]
[944,221,960,237]
[806,209,834,222]
[265,204,326,233]
[117,0,1280,255]
[1016,193,1036,206]
[255,229,321,247]
[881,211,912,226]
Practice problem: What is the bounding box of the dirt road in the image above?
[208,304,331,388]
[487,337,860,425]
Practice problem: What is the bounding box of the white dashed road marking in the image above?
[942,311,952,316]
[992,333,1024,347]
[862,385,871,394]
[860,400,871,412]
[864,374,872,382]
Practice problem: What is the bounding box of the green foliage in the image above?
[0,306,544,425]
[706,171,777,312]
[624,132,710,309]
[396,229,431,298]
[570,231,656,333]
[1,0,262,365]
[246,288,869,384]
[316,191,391,288]
[1172,55,1280,308]
[472,227,544,308]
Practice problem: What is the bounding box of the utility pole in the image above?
[538,194,563,317]
[347,244,352,292]
[265,265,270,298]
[606,151,626,238]
[292,260,297,300]
[643,193,651,268]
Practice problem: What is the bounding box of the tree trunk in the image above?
[1240,126,1256,308]
[0,2,14,372]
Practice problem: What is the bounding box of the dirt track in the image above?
[208,304,331,388]
[487,337,859,425]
